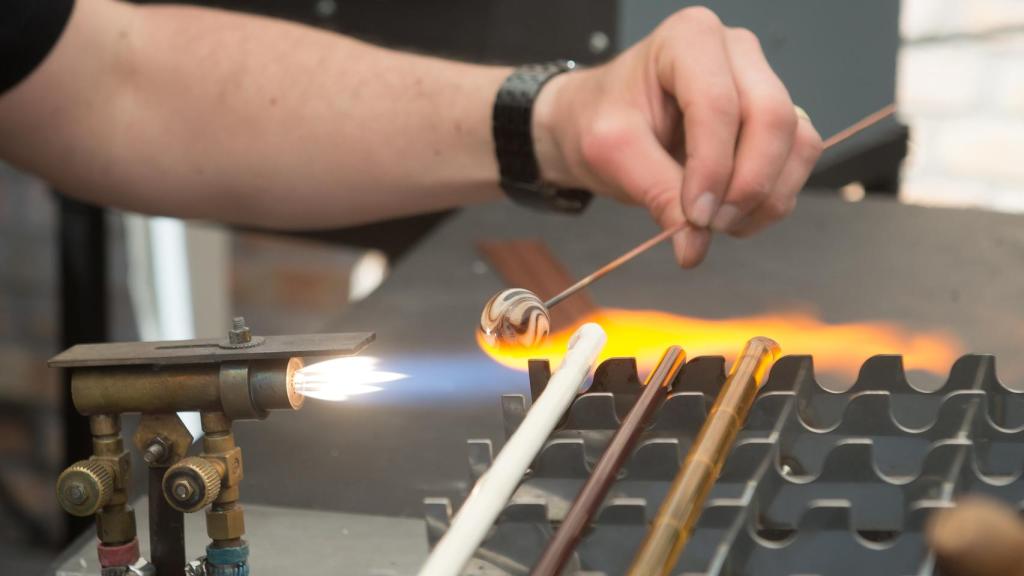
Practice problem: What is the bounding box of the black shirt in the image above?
[1,0,75,94]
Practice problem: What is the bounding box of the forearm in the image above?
[0,0,510,228]
[1,3,822,266]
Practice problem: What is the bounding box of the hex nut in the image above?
[96,506,137,544]
[206,506,246,541]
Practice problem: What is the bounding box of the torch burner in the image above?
[50,319,372,576]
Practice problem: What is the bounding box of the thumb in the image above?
[580,113,710,267]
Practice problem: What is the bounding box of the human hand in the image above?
[532,7,823,267]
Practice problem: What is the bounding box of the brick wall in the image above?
[232,231,362,335]
[899,0,1024,211]
[0,164,63,560]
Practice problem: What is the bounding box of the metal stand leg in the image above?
[150,466,186,576]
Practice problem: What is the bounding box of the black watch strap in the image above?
[493,61,593,214]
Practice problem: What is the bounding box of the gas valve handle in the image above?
[56,459,115,516]
[163,457,223,513]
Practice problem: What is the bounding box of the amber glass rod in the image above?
[626,336,781,576]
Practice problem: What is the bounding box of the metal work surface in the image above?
[53,499,428,575]
[49,332,374,367]
[426,353,1023,574]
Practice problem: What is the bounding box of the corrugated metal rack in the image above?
[424,354,1024,575]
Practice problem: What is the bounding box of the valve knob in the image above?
[163,457,222,513]
[56,460,114,517]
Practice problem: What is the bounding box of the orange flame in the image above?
[477,308,962,380]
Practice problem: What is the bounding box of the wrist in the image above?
[530,71,575,188]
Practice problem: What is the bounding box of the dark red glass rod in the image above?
[530,345,687,576]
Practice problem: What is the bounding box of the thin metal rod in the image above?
[821,102,897,149]
[542,103,897,311]
[530,346,687,576]
[544,227,676,309]
[626,337,780,576]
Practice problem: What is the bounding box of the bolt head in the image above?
[172,479,195,502]
[143,440,169,465]
[64,483,88,505]
[57,460,113,516]
[228,318,252,344]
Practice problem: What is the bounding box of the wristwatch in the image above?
[493,60,593,214]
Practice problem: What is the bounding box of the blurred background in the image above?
[1,0,1022,572]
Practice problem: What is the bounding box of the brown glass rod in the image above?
[627,337,781,576]
[530,346,687,576]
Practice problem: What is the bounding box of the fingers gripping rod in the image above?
[542,103,897,311]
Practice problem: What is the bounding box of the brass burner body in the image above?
[71,357,303,420]
[49,323,374,572]
[58,354,302,554]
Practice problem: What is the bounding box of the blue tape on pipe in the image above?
[205,541,249,565]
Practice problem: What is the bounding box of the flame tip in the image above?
[477,308,961,382]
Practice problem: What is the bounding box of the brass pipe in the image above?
[627,337,781,576]
[248,359,305,414]
[71,358,302,418]
[201,412,246,549]
[91,415,137,547]
[74,365,221,414]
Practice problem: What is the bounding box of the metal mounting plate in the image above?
[48,332,375,368]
